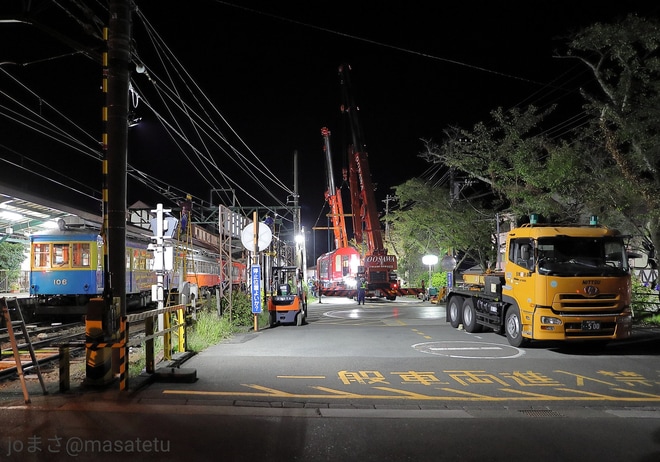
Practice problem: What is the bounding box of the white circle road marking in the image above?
[430,346,503,351]
[323,309,396,319]
[412,341,525,359]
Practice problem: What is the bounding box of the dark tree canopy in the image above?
[401,14,660,272]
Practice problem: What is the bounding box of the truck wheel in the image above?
[447,296,463,328]
[462,298,482,333]
[296,311,302,326]
[505,305,526,347]
[269,311,276,328]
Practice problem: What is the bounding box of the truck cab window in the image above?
[509,239,534,270]
[537,236,629,276]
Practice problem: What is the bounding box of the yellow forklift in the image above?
[268,266,308,327]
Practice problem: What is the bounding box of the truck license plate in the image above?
[582,320,601,331]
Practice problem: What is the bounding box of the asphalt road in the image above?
[0,296,659,461]
[140,295,660,407]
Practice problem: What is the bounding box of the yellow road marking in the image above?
[437,388,496,399]
[500,388,576,399]
[554,370,616,386]
[411,328,432,339]
[245,384,298,396]
[161,386,660,402]
[372,387,437,399]
[311,387,365,398]
[610,388,660,398]
[551,388,625,399]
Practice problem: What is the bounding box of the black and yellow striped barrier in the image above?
[60,303,189,393]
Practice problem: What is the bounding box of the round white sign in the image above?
[240,222,273,251]
[440,255,457,271]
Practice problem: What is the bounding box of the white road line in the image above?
[429,346,503,351]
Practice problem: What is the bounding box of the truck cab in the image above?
[447,223,634,346]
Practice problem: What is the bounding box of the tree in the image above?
[0,242,27,287]
[394,14,660,278]
[389,178,497,273]
[421,105,592,223]
[562,14,660,257]
[419,14,660,253]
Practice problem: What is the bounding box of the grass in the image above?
[632,280,660,326]
[124,293,270,384]
[186,309,237,352]
[647,313,660,325]
[185,291,271,352]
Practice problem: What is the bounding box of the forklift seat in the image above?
[278,284,291,296]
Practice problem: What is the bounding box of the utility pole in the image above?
[382,194,396,243]
[293,150,301,271]
[86,0,131,387]
[106,0,131,317]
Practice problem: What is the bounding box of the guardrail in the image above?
[126,304,188,375]
[58,303,189,392]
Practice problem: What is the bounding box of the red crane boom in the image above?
[321,127,349,250]
[339,64,398,300]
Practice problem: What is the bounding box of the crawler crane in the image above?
[338,64,399,300]
[317,65,425,300]
[316,127,361,293]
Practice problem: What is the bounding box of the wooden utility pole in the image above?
[86,0,132,387]
[106,0,131,317]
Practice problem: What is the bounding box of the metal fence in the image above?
[0,270,29,292]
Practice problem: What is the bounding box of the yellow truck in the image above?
[445,222,634,346]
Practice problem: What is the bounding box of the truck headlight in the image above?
[541,316,562,325]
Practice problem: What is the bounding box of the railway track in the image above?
[0,319,148,382]
[0,321,85,380]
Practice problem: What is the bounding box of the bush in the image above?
[222,291,256,327]
[186,309,235,352]
[631,276,660,325]
[431,272,448,289]
[0,242,26,282]
[187,290,272,352]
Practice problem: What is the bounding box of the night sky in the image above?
[1,0,658,257]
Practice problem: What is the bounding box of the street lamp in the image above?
[295,227,307,283]
[422,254,438,287]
